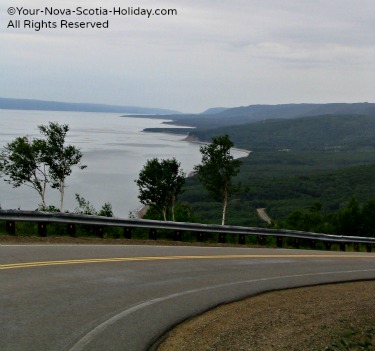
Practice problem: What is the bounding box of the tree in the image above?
[336,197,363,236]
[361,199,375,237]
[194,135,242,225]
[135,158,185,221]
[0,136,49,207]
[0,122,86,211]
[38,122,86,211]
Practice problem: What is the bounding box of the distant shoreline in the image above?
[0,97,180,115]
[183,134,251,155]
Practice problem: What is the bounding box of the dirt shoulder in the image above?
[157,281,375,351]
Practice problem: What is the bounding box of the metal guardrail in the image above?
[0,210,374,251]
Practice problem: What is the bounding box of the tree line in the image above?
[275,198,375,237]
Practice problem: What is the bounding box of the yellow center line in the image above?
[1,254,375,270]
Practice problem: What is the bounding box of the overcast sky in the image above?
[1,0,374,113]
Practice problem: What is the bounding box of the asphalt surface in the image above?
[1,244,375,351]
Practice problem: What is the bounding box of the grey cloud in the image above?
[0,0,374,112]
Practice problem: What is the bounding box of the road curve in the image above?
[1,244,375,351]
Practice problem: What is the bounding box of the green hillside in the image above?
[190,114,375,151]
[136,106,375,230]
[181,151,375,226]
[179,114,375,227]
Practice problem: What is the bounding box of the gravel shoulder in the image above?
[157,281,375,351]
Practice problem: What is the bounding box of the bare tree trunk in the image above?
[221,184,228,225]
[59,165,65,212]
[171,196,175,222]
[59,181,65,212]
[34,169,46,208]
[39,181,47,208]
[40,191,46,208]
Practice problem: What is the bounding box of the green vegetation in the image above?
[143,115,375,223]
[3,111,375,240]
[179,114,375,229]
[0,122,86,211]
[142,202,197,223]
[1,136,49,207]
[194,135,242,225]
[327,322,375,351]
[180,152,375,227]
[240,155,375,218]
[135,158,185,221]
[74,194,113,217]
[136,108,375,234]
[275,197,375,237]
[190,114,375,151]
[38,122,86,211]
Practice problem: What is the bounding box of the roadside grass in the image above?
[326,322,375,351]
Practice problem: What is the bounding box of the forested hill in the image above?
[208,102,375,120]
[189,114,375,151]
[148,102,375,129]
[0,97,180,115]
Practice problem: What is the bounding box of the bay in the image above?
[0,109,249,218]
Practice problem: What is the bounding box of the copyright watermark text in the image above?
[6,6,178,31]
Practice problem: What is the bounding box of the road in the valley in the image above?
[1,244,375,351]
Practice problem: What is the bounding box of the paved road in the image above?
[1,244,375,351]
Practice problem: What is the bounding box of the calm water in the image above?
[0,110,248,217]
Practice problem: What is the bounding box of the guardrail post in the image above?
[174,230,182,241]
[38,223,47,237]
[354,243,359,252]
[340,243,346,251]
[293,238,299,249]
[196,232,204,242]
[218,233,226,243]
[149,228,157,240]
[310,240,316,249]
[67,224,76,237]
[124,227,132,239]
[276,236,283,248]
[96,226,104,239]
[257,235,264,246]
[239,234,245,245]
[6,221,16,235]
[367,244,372,253]
[325,242,331,251]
